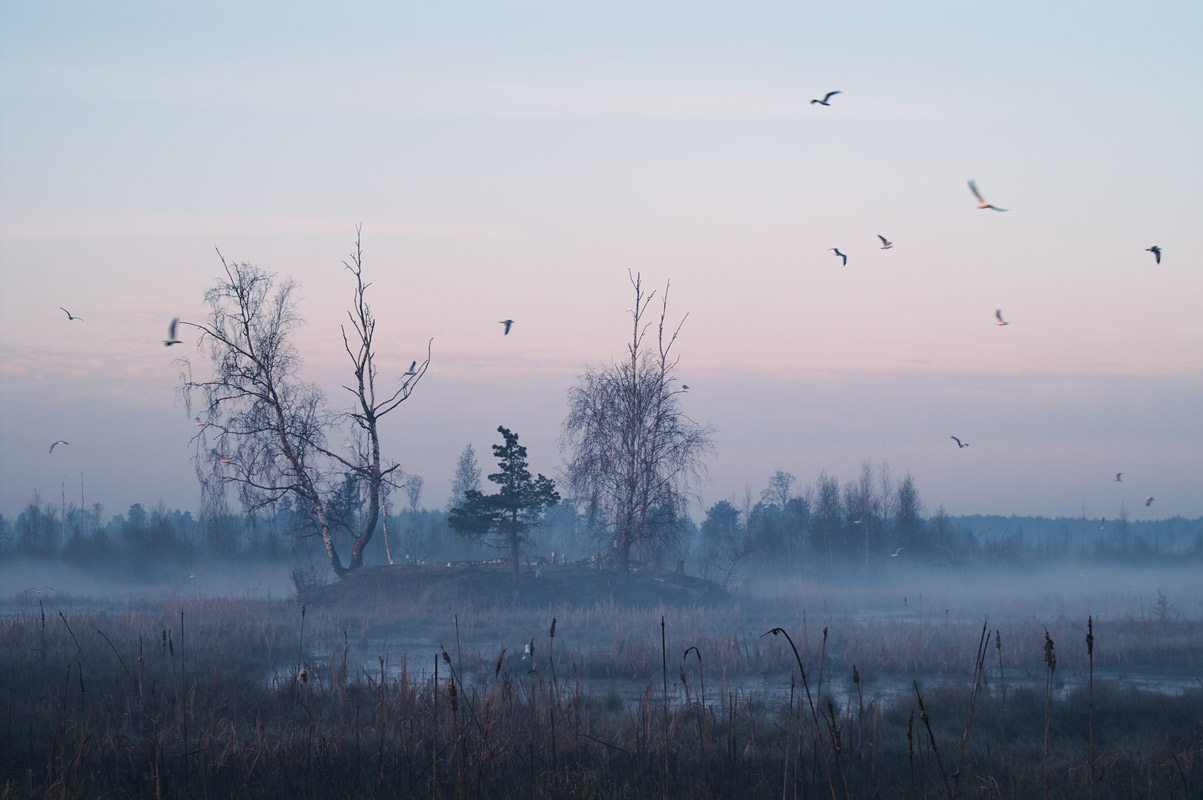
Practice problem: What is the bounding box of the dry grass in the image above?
[0,593,1201,798]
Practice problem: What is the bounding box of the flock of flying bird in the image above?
[44,88,1167,523]
[809,90,1165,521]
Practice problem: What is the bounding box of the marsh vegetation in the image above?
[2,558,1200,799]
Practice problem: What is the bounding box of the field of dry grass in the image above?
[2,563,1201,798]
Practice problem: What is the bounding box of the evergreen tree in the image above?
[448,426,559,581]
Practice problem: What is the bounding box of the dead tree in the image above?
[561,272,714,572]
[179,228,430,576]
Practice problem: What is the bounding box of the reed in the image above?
[1,597,1201,798]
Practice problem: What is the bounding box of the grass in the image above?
[0,585,1201,798]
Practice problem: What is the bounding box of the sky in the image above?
[1,1,1201,524]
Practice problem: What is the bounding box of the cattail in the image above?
[1043,629,1057,672]
[852,665,860,685]
[447,679,458,713]
[550,617,556,638]
[1086,617,1094,657]
[828,699,842,753]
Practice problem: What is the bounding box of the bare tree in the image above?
[448,443,481,511]
[561,272,714,573]
[761,469,797,510]
[403,474,424,558]
[180,229,430,576]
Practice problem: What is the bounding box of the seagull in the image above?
[49,440,69,453]
[995,309,1009,326]
[164,317,182,346]
[890,546,905,558]
[403,360,417,376]
[1115,473,1122,482]
[1145,496,1155,507]
[499,319,514,335]
[950,436,968,448]
[682,385,690,390]
[810,90,841,106]
[59,307,83,321]
[194,416,203,426]
[830,248,848,266]
[877,235,893,250]
[1098,519,1106,530]
[968,180,1008,212]
[1145,246,1161,264]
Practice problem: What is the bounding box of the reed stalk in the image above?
[913,680,952,799]
[1086,616,1094,800]
[1042,626,1056,800]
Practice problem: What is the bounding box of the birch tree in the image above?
[561,272,714,572]
[180,228,429,576]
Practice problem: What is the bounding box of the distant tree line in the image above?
[3,459,1201,586]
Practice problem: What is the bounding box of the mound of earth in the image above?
[302,561,726,609]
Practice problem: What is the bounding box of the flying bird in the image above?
[1115,473,1122,482]
[499,319,514,335]
[194,416,202,426]
[1145,245,1161,264]
[403,360,417,376]
[829,248,848,266]
[49,440,69,453]
[682,385,690,390]
[968,180,1008,212]
[877,235,893,250]
[1098,519,1106,530]
[1145,496,1155,507]
[164,317,182,346]
[810,90,841,106]
[59,307,83,321]
[995,309,1009,326]
[890,546,905,558]
[950,436,968,448]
